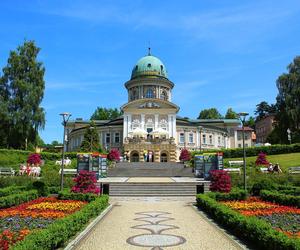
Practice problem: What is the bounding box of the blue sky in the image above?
[0,0,300,143]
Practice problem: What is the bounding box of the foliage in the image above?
[273,56,300,143]
[0,191,39,209]
[0,40,45,149]
[208,188,247,201]
[80,121,100,152]
[260,190,300,208]
[90,107,122,120]
[27,153,41,165]
[250,178,277,196]
[224,108,238,119]
[12,195,109,250]
[255,152,269,166]
[58,191,98,202]
[197,108,222,119]
[196,194,300,249]
[255,101,276,121]
[244,116,256,129]
[0,186,27,197]
[71,171,100,194]
[209,170,231,193]
[32,181,49,197]
[0,229,30,250]
[107,148,120,161]
[179,148,191,162]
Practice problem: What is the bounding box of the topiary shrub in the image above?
[179,148,191,162]
[32,180,49,197]
[71,171,100,194]
[250,178,276,196]
[209,170,231,193]
[255,152,269,166]
[107,148,120,162]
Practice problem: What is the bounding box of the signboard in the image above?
[194,152,224,179]
[99,156,107,178]
[77,154,90,171]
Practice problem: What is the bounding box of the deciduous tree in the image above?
[90,107,122,120]
[198,108,222,119]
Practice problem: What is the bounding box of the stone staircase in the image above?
[108,182,198,196]
[108,162,194,177]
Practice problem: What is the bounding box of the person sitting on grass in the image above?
[273,163,282,173]
[267,163,273,173]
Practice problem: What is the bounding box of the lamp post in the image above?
[59,112,71,191]
[238,112,249,191]
[287,128,291,144]
[198,126,203,151]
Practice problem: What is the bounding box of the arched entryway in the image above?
[160,151,169,162]
[130,151,139,162]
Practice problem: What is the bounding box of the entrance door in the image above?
[130,151,139,162]
[160,152,168,162]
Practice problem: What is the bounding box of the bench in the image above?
[260,167,269,173]
[58,169,77,176]
[0,167,15,176]
[228,161,244,167]
[224,168,241,174]
[288,167,300,174]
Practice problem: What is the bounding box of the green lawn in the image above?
[224,152,300,172]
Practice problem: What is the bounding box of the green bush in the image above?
[0,176,35,188]
[12,195,109,250]
[192,143,300,159]
[0,190,39,208]
[196,194,300,250]
[208,188,247,201]
[32,180,49,197]
[58,191,98,202]
[275,185,300,195]
[0,186,27,197]
[260,190,300,208]
[250,178,277,196]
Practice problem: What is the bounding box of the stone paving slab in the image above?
[74,197,243,250]
[126,177,174,183]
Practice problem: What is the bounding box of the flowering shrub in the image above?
[179,149,191,162]
[255,152,269,166]
[27,153,41,165]
[107,149,120,161]
[209,170,231,193]
[0,197,87,249]
[71,171,100,194]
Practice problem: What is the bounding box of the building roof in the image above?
[131,54,168,80]
[235,126,254,131]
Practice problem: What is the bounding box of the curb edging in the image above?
[64,204,113,250]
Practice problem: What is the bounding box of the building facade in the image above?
[67,52,241,162]
[255,115,275,143]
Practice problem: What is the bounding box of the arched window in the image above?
[160,90,168,101]
[146,88,154,98]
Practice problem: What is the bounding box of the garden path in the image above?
[74,197,244,250]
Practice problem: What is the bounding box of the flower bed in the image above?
[0,197,87,249]
[221,197,300,238]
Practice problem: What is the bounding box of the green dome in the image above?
[131,55,168,79]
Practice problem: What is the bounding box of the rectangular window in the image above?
[238,143,242,148]
[189,133,193,143]
[114,132,120,143]
[179,133,185,143]
[218,136,221,145]
[202,134,206,144]
[106,133,110,144]
[245,135,248,140]
[245,143,249,148]
[209,135,213,144]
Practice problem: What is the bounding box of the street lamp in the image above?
[59,112,72,191]
[238,112,249,191]
[287,128,291,144]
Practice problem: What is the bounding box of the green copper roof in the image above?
[131,55,168,80]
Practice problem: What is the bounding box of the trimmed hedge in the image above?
[276,185,300,196]
[0,190,39,208]
[207,189,247,201]
[12,195,109,250]
[0,185,27,197]
[58,191,98,202]
[260,190,300,208]
[192,143,300,159]
[196,194,300,250]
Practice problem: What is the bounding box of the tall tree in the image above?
[0,40,45,149]
[90,107,122,120]
[80,122,100,152]
[225,108,238,119]
[244,116,255,129]
[198,108,222,119]
[275,56,300,143]
[254,101,272,120]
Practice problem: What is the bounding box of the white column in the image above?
[141,114,145,130]
[123,113,127,141]
[154,114,159,129]
[128,114,132,133]
[196,130,199,148]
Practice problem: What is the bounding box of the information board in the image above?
[99,156,107,178]
[194,155,204,178]
[194,152,224,179]
[77,154,90,171]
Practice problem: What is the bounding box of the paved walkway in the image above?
[75,197,243,250]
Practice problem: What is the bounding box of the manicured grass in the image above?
[224,152,300,172]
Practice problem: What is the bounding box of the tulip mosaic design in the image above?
[127,211,186,250]
[0,197,87,249]
[221,197,300,238]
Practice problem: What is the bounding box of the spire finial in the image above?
[148,47,151,56]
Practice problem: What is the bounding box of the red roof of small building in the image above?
[235,126,254,131]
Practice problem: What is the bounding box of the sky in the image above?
[0,0,300,143]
